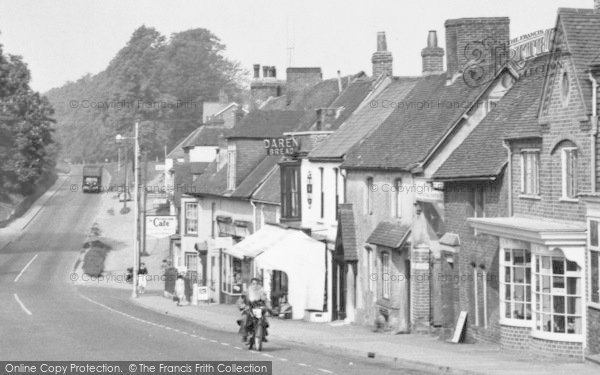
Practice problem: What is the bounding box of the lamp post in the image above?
[116,119,140,298]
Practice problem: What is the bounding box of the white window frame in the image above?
[589,219,600,309]
[532,251,584,341]
[561,147,578,201]
[499,248,533,326]
[184,202,198,235]
[520,149,540,197]
[185,252,198,272]
[394,178,402,218]
[366,246,375,293]
[365,177,373,215]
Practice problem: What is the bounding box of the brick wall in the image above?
[443,176,507,343]
[444,18,510,77]
[500,325,531,351]
[588,307,600,354]
[411,245,431,331]
[233,139,267,186]
[530,336,584,361]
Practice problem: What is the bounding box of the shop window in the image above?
[534,254,582,334]
[185,202,198,235]
[561,147,578,199]
[221,253,242,295]
[590,220,600,305]
[520,150,540,196]
[382,251,390,299]
[501,248,532,321]
[185,252,198,271]
[281,163,301,220]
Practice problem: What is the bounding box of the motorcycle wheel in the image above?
[254,336,262,352]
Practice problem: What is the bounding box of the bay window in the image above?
[281,163,301,220]
[501,248,532,321]
[534,254,582,334]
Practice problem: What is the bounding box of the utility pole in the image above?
[141,151,148,257]
[132,119,140,298]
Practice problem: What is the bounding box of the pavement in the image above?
[0,169,426,375]
[132,289,600,375]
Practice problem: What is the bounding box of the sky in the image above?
[0,0,594,93]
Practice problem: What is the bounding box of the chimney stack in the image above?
[421,31,445,76]
[595,0,600,9]
[253,64,260,79]
[263,66,269,78]
[444,17,510,80]
[372,31,393,78]
[271,66,277,78]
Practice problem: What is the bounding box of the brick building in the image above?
[433,6,600,360]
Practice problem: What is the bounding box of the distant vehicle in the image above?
[82,165,103,193]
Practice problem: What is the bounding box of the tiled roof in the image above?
[184,163,227,196]
[366,220,410,249]
[341,73,488,170]
[251,167,280,204]
[230,156,281,199]
[309,77,420,160]
[182,126,231,148]
[167,129,198,159]
[189,162,211,175]
[557,8,600,114]
[227,110,305,139]
[433,55,549,180]
[337,203,358,261]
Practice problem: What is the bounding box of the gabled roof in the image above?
[185,163,227,196]
[309,77,420,160]
[554,8,600,114]
[167,129,198,159]
[182,126,231,148]
[367,220,411,249]
[227,110,305,139]
[230,156,281,199]
[433,55,549,180]
[251,167,280,204]
[341,73,488,171]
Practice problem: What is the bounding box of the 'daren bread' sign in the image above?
[264,137,299,155]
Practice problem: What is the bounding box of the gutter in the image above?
[589,72,598,194]
[502,140,513,217]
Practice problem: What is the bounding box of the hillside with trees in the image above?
[0,42,56,198]
[46,26,245,163]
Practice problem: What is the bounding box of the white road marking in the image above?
[14,293,32,315]
[262,353,273,358]
[14,253,38,282]
[233,346,242,350]
[278,358,288,362]
[318,369,334,374]
[220,342,230,346]
[297,363,310,367]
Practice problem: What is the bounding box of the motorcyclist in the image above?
[237,277,270,343]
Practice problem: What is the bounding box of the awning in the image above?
[226,224,327,319]
[469,216,587,266]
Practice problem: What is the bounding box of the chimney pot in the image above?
[376,31,388,51]
[372,32,393,77]
[272,66,277,78]
[427,30,438,48]
[263,66,269,78]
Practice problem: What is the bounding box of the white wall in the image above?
[189,146,219,163]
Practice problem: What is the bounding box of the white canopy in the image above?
[226,224,327,319]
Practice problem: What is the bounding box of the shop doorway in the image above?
[332,261,347,321]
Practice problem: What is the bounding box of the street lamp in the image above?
[116,120,140,298]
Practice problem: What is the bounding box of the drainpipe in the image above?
[502,140,513,216]
[589,72,598,193]
[250,200,258,230]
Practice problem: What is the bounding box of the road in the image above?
[0,171,431,374]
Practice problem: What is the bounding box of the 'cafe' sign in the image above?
[264,137,299,156]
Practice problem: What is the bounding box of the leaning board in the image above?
[450,311,468,343]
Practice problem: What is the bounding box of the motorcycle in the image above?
[246,302,267,351]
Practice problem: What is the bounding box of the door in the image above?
[332,260,347,320]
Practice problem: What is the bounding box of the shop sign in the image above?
[264,137,299,155]
[146,215,177,238]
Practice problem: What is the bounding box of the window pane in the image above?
[515,285,524,302]
[526,286,531,302]
[567,317,581,334]
[567,297,580,315]
[542,256,551,270]
[566,260,578,272]
[553,259,564,274]
[553,296,565,313]
[553,276,565,290]
[514,250,524,264]
[566,277,579,295]
[542,276,551,293]
[505,284,511,300]
[505,250,511,262]
[505,267,511,284]
[505,302,512,318]
[542,314,551,331]
[515,303,525,319]
[554,315,565,333]
[514,268,525,283]
[542,294,551,312]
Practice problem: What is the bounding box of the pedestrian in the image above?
[138,262,148,294]
[175,274,186,306]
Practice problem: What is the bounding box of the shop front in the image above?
[225,224,329,320]
[470,216,587,360]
